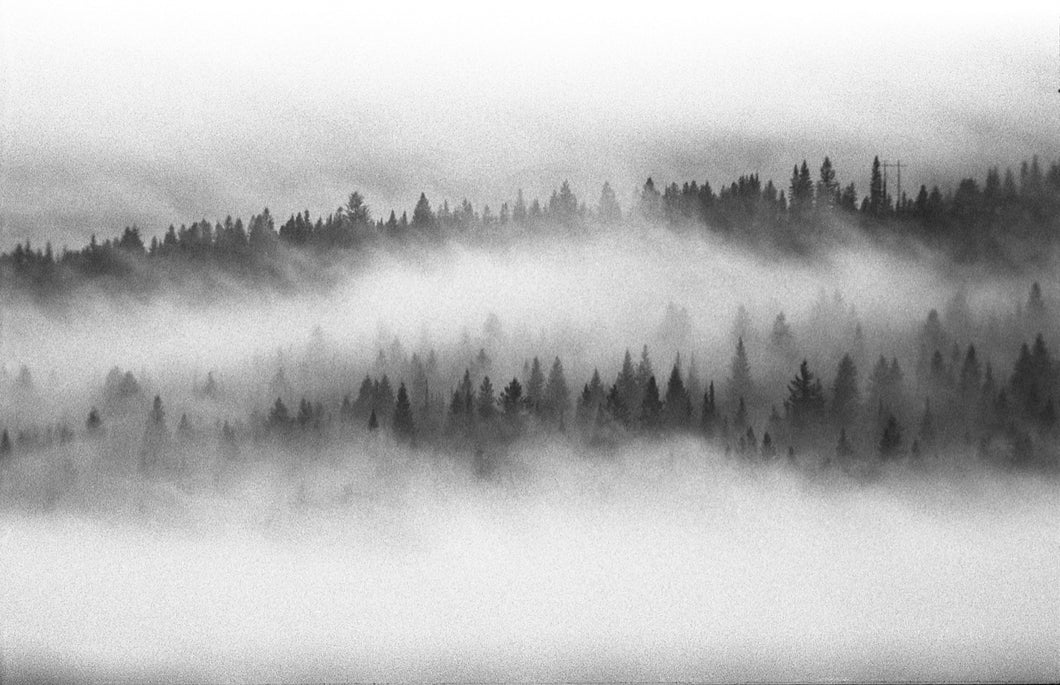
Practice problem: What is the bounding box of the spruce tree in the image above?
[500,377,523,416]
[544,357,571,424]
[727,337,753,407]
[393,383,415,439]
[525,357,545,413]
[879,414,902,459]
[831,354,860,425]
[615,350,638,419]
[786,360,826,428]
[477,376,497,420]
[701,381,718,438]
[634,345,654,399]
[411,193,435,230]
[663,362,690,428]
[640,376,663,431]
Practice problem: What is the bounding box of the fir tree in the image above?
[525,357,545,413]
[727,337,753,407]
[544,357,571,425]
[879,414,902,459]
[411,193,435,230]
[663,362,690,428]
[701,382,718,438]
[500,377,523,416]
[393,383,415,439]
[640,376,663,431]
[786,360,826,428]
[477,376,497,420]
[831,354,860,425]
[615,349,638,419]
[634,345,654,399]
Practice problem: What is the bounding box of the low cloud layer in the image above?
[1,439,1056,682]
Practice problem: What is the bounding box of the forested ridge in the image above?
[2,282,1057,500]
[4,154,1060,298]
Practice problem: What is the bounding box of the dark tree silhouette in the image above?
[879,414,902,460]
[831,354,860,425]
[640,376,663,431]
[786,360,826,428]
[393,383,415,439]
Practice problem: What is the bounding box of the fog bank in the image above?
[1,438,1056,682]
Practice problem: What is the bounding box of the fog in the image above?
[2,1,1060,681]
[2,439,1057,683]
[1,223,1058,681]
[0,227,1027,405]
[2,1,1059,247]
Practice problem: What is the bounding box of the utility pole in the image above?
[882,160,904,213]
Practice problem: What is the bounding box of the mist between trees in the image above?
[1,274,1057,511]
[2,153,1059,301]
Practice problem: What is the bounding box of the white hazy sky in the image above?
[1,0,1058,246]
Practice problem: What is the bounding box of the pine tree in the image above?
[544,357,571,424]
[140,395,170,472]
[879,414,902,459]
[615,349,637,419]
[770,312,794,349]
[786,360,826,428]
[578,370,605,424]
[831,354,860,425]
[411,193,435,230]
[500,377,523,416]
[451,369,476,420]
[733,397,748,432]
[0,429,10,458]
[640,376,663,431]
[477,376,497,420]
[367,409,379,431]
[868,156,885,217]
[817,156,839,208]
[597,181,622,222]
[634,345,654,399]
[393,383,415,439]
[663,362,691,428]
[525,357,545,413]
[1028,282,1046,321]
[701,382,718,438]
[727,337,753,407]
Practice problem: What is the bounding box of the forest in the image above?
[3,154,1060,300]
[1,276,1057,508]
[1,150,1058,684]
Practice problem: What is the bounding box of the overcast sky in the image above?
[1,0,1058,247]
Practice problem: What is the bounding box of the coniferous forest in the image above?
[2,155,1059,478]
[4,154,1060,299]
[3,5,1059,682]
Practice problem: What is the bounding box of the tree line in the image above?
[2,286,1057,481]
[3,155,1059,295]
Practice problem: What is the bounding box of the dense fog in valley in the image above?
[2,1,1059,682]
[1,225,1058,682]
